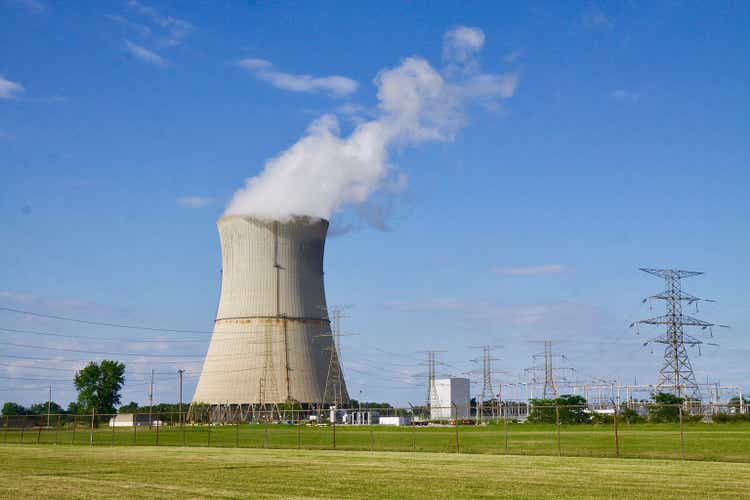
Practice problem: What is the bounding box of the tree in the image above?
[649,392,683,423]
[528,395,590,424]
[28,402,65,415]
[119,401,140,414]
[1,402,28,416]
[73,360,126,414]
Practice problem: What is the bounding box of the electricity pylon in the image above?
[631,268,726,400]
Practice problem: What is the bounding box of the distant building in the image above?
[108,414,153,427]
[379,416,410,426]
[431,378,471,420]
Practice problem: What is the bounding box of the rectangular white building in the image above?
[431,378,471,420]
[379,416,410,426]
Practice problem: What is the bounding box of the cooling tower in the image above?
[192,215,349,407]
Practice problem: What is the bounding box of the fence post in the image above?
[235,414,240,448]
[55,415,60,445]
[369,426,374,452]
[555,405,561,457]
[453,403,460,454]
[411,423,416,452]
[36,418,42,444]
[504,415,508,453]
[20,422,24,444]
[89,409,95,447]
[679,405,685,460]
[155,412,160,446]
[72,415,76,444]
[4,415,8,443]
[207,412,211,447]
[613,404,620,458]
[133,414,137,445]
[90,409,96,447]
[332,416,336,450]
[297,421,301,449]
[181,410,186,447]
[111,415,116,446]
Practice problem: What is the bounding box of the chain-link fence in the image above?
[2,403,749,462]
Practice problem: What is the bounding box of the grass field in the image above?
[2,444,750,499]
[4,421,750,463]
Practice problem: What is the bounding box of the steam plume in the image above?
[225,26,518,221]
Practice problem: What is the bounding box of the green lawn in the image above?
[2,444,749,498]
[4,421,750,463]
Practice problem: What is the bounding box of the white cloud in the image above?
[5,0,45,13]
[226,27,518,222]
[124,40,167,67]
[443,26,485,65]
[238,58,358,97]
[491,264,571,276]
[177,196,212,208]
[584,10,613,28]
[125,0,192,47]
[610,89,641,102]
[0,76,24,99]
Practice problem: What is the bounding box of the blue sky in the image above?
[1,1,748,407]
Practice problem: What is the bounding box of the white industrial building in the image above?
[430,378,471,420]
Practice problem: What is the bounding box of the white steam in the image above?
[225,26,518,221]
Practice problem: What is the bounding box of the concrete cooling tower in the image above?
[192,215,349,408]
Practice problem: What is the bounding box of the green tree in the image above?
[1,402,28,416]
[118,401,140,413]
[528,395,590,424]
[27,402,65,415]
[649,392,683,423]
[73,360,126,414]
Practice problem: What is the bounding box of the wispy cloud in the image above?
[125,0,192,47]
[491,264,571,276]
[583,9,613,29]
[503,48,525,63]
[105,13,152,38]
[0,290,132,320]
[124,40,167,67]
[0,76,24,100]
[383,298,613,341]
[610,89,641,102]
[4,0,44,13]
[177,196,212,208]
[238,58,358,97]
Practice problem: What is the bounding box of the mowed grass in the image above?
[2,444,750,499]
[5,421,750,462]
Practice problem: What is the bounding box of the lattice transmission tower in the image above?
[422,350,446,408]
[524,340,574,399]
[321,307,352,407]
[631,268,726,400]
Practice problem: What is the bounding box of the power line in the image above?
[0,306,213,334]
[0,341,205,358]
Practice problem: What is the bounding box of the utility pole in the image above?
[632,268,726,400]
[149,369,154,428]
[178,369,184,423]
